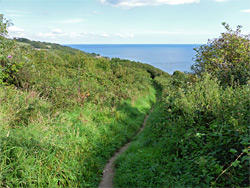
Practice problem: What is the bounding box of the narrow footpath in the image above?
[99,105,155,188]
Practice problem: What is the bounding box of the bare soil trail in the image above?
[99,106,154,188]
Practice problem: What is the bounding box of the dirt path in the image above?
[99,106,154,188]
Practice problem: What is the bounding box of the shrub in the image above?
[191,23,250,86]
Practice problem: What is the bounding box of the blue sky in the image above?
[0,0,249,44]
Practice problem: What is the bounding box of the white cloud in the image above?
[100,0,200,8]
[5,10,30,14]
[64,32,84,39]
[8,26,24,32]
[8,26,26,38]
[241,9,250,13]
[101,33,110,37]
[38,32,56,39]
[33,30,136,41]
[143,29,216,36]
[115,33,135,38]
[8,14,26,17]
[37,30,86,39]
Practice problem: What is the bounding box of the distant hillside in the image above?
[15,37,79,52]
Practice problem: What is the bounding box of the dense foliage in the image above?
[114,25,250,187]
[1,15,249,187]
[115,72,250,187]
[0,15,24,85]
[0,15,163,187]
[192,23,250,86]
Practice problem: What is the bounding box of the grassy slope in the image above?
[0,41,163,187]
[16,42,31,46]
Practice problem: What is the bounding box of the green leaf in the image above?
[241,156,250,163]
[229,149,237,154]
[231,160,240,167]
[243,148,250,153]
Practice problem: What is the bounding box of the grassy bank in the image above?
[114,24,250,187]
[114,88,164,187]
[0,86,156,187]
[1,19,249,187]
[0,37,163,187]
[114,73,250,187]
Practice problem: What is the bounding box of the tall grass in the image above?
[0,86,156,187]
[0,40,160,186]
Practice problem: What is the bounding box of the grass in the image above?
[1,32,249,187]
[1,37,165,186]
[17,42,31,46]
[114,74,250,187]
[113,89,164,187]
[0,84,157,187]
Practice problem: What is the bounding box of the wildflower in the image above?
[8,55,12,58]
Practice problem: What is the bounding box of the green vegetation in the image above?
[114,24,250,187]
[0,15,163,187]
[15,38,78,52]
[191,22,250,87]
[1,14,249,187]
[0,16,24,85]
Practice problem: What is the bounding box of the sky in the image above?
[0,0,249,44]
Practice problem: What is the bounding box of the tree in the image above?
[0,14,23,85]
[0,14,12,37]
[191,23,250,86]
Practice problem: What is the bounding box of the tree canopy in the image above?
[0,14,12,37]
[0,14,23,85]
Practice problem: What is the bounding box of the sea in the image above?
[67,44,201,74]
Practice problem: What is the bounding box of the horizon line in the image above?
[64,43,203,45]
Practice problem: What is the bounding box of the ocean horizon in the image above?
[67,44,202,74]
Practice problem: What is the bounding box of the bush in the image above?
[115,72,250,187]
[191,23,250,86]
